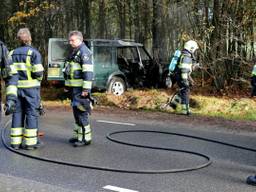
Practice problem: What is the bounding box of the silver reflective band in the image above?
[11,137,22,145]
[14,62,27,71]
[181,73,188,79]
[10,127,23,136]
[18,80,41,88]
[24,129,37,137]
[24,137,37,146]
[9,65,18,74]
[252,65,256,76]
[6,85,17,96]
[32,64,44,72]
[65,79,83,87]
[82,64,93,72]
[179,63,192,70]
[83,81,92,89]
[78,132,92,142]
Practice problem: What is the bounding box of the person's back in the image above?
[9,28,44,150]
[11,45,43,88]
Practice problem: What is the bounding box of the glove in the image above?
[4,99,16,116]
[37,103,45,116]
[182,80,190,88]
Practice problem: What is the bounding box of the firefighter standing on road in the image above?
[63,31,93,147]
[251,63,256,97]
[0,40,18,117]
[170,40,199,115]
[9,28,44,150]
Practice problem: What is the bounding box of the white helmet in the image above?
[184,40,198,53]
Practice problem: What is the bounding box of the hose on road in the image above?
[2,123,255,174]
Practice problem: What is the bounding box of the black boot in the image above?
[69,138,78,143]
[11,144,20,150]
[247,175,256,186]
[73,140,91,147]
[169,102,177,110]
[22,140,42,150]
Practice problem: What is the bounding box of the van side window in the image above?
[138,47,151,61]
[93,46,112,67]
[117,47,139,63]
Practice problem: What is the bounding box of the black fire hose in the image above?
[2,122,256,174]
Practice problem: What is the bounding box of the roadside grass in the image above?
[41,87,256,121]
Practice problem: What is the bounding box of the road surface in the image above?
[1,107,256,192]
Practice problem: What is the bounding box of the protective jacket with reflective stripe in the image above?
[0,41,18,101]
[64,43,93,91]
[176,49,193,81]
[10,45,44,88]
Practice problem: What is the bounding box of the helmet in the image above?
[184,40,198,53]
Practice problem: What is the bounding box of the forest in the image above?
[0,0,255,92]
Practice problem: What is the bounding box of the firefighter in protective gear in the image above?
[9,28,44,150]
[170,40,199,115]
[251,64,256,97]
[0,40,18,116]
[63,31,93,147]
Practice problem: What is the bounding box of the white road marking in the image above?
[97,120,136,126]
[103,185,139,192]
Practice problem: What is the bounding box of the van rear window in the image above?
[51,41,71,61]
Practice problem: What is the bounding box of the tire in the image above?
[107,77,126,96]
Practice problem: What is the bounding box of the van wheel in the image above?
[107,77,126,96]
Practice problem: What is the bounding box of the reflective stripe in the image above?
[24,137,37,146]
[9,65,18,74]
[26,50,33,80]
[73,124,80,138]
[32,64,44,72]
[18,79,41,88]
[181,73,188,79]
[24,128,37,137]
[6,85,17,96]
[78,125,91,134]
[11,136,22,145]
[10,127,23,136]
[179,63,192,70]
[82,64,93,72]
[252,65,256,76]
[78,125,92,142]
[83,81,92,89]
[8,50,14,58]
[65,79,83,87]
[70,62,82,79]
[71,62,82,70]
[13,62,27,71]
[78,132,92,142]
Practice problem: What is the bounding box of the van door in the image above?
[92,45,114,89]
[47,38,70,81]
[138,46,160,87]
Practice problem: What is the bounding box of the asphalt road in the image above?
[1,108,256,192]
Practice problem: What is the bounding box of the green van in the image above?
[47,38,162,95]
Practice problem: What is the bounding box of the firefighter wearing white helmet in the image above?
[170,40,199,115]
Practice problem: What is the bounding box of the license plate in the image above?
[48,68,61,77]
